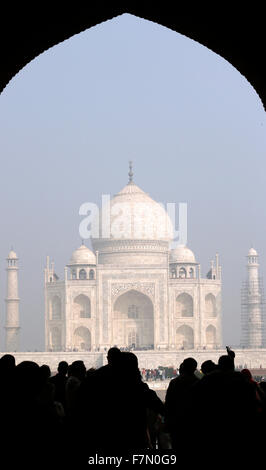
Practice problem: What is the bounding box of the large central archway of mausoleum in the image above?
[112,290,154,349]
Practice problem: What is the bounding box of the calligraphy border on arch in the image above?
[111,282,155,301]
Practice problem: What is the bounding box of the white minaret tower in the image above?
[241,247,265,348]
[5,248,20,351]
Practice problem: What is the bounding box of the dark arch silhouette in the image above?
[0,6,265,110]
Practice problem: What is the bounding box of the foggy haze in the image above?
[0,14,265,351]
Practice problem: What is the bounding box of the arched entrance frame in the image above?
[176,292,194,317]
[73,294,91,319]
[0,9,265,109]
[176,324,194,349]
[112,289,155,349]
[50,295,61,320]
[206,324,217,349]
[0,9,261,352]
[205,293,217,318]
[73,326,91,351]
[50,326,61,351]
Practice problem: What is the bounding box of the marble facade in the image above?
[44,176,222,353]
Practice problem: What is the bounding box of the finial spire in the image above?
[128,161,133,183]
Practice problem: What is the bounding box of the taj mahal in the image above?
[44,167,222,353]
[4,167,266,370]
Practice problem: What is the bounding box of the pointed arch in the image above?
[205,293,217,317]
[176,325,194,349]
[73,326,91,351]
[206,325,216,348]
[89,269,95,280]
[73,294,91,318]
[71,269,77,280]
[189,267,194,278]
[79,268,87,279]
[179,267,187,278]
[51,295,61,320]
[171,268,177,279]
[51,326,61,351]
[113,289,154,348]
[176,293,193,317]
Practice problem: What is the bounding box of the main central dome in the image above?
[100,181,173,241]
[91,170,173,266]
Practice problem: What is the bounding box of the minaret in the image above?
[5,248,20,351]
[241,247,265,348]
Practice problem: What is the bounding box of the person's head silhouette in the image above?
[58,361,68,376]
[107,347,121,366]
[182,357,198,375]
[70,361,86,380]
[201,360,217,375]
[0,354,15,373]
[218,355,234,372]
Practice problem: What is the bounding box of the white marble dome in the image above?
[170,244,196,264]
[7,249,18,259]
[248,247,258,256]
[69,244,96,265]
[95,182,173,242]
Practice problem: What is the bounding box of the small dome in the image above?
[69,244,96,265]
[248,247,258,256]
[170,244,196,264]
[7,249,18,259]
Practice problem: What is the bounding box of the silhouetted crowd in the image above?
[0,347,265,465]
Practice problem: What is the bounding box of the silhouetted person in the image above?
[165,357,199,449]
[107,346,121,366]
[0,353,17,454]
[0,353,16,404]
[9,361,45,462]
[39,363,51,383]
[10,361,65,465]
[241,368,265,414]
[201,359,217,375]
[86,367,96,378]
[65,360,86,417]
[50,360,68,410]
[259,380,266,418]
[190,349,258,456]
[72,351,164,459]
[218,353,235,372]
[226,345,235,364]
[0,353,16,372]
[37,364,53,404]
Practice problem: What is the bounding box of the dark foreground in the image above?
[0,348,265,467]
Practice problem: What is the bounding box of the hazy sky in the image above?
[0,14,265,351]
